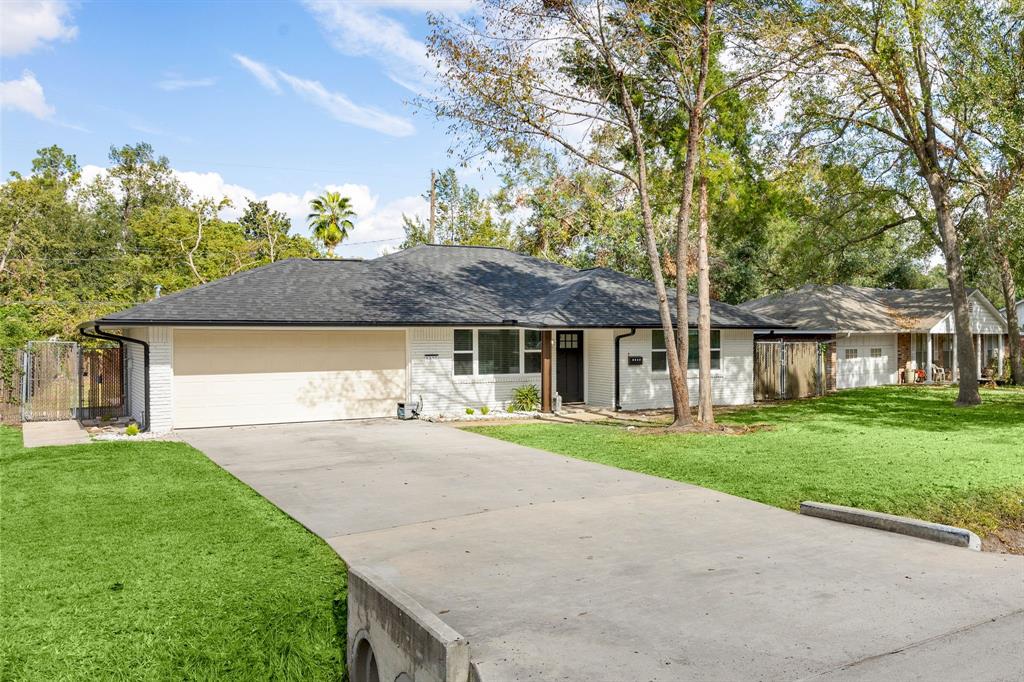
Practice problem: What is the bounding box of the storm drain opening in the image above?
[352,637,380,682]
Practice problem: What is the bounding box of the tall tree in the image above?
[240,199,291,263]
[306,191,355,257]
[105,142,186,234]
[401,168,512,249]
[943,0,1023,384]
[792,0,1005,405]
[427,1,706,425]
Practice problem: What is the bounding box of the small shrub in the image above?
[480,405,490,415]
[465,407,475,415]
[125,423,140,437]
[510,384,540,412]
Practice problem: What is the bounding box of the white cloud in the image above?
[233,54,281,93]
[301,0,444,92]
[157,76,216,91]
[0,0,77,56]
[274,69,415,137]
[0,70,54,119]
[234,52,414,137]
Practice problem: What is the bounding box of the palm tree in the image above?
[306,191,355,257]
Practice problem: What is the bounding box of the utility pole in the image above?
[429,169,436,244]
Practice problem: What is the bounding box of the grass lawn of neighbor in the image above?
[0,426,347,681]
[469,386,1024,551]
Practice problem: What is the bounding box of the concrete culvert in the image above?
[352,638,380,682]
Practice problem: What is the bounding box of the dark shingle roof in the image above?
[95,245,781,329]
[739,284,975,332]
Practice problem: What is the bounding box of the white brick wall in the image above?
[616,328,754,410]
[408,327,543,416]
[148,327,174,433]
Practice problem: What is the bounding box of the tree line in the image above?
[0,143,360,346]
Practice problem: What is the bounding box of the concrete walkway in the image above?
[21,420,91,448]
[181,420,1024,681]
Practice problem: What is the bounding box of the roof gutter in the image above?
[80,323,149,432]
[613,327,637,411]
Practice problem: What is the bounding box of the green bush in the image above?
[510,384,540,412]
[125,423,140,436]
[480,405,490,415]
[465,407,475,415]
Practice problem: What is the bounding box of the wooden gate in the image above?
[755,341,829,401]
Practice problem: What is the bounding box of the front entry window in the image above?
[478,330,520,375]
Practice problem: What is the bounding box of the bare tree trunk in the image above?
[616,77,690,427]
[696,175,714,424]
[429,169,437,244]
[0,222,17,276]
[185,213,207,285]
[927,178,980,405]
[998,251,1024,384]
[671,0,714,425]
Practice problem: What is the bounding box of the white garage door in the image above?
[173,329,406,428]
[836,334,897,389]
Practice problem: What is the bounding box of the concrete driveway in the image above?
[181,420,1024,681]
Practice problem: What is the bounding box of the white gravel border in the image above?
[425,410,539,423]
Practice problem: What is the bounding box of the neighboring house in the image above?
[84,245,780,432]
[740,285,1009,389]
[998,299,1024,331]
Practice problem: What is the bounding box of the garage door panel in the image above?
[173,330,406,428]
[836,334,897,389]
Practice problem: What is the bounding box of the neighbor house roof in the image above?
[92,245,782,329]
[739,284,979,333]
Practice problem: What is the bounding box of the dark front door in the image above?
[556,331,584,403]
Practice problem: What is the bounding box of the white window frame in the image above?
[453,329,475,376]
[652,329,722,373]
[453,329,542,377]
[870,347,883,358]
[523,329,542,374]
[844,348,859,360]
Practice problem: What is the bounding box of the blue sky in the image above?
[1,0,482,258]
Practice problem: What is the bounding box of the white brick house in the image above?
[85,245,778,431]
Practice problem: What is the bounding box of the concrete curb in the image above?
[347,565,470,682]
[800,501,981,551]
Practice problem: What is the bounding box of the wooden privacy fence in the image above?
[755,341,831,401]
[2,340,128,423]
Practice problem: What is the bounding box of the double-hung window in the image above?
[523,330,542,373]
[652,329,721,371]
[454,330,475,375]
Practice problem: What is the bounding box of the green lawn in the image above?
[469,387,1024,537]
[0,427,347,681]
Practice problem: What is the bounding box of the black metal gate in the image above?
[78,346,127,421]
